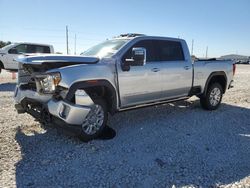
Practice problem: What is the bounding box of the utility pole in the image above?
[74,34,76,55]
[66,25,69,55]
[206,46,208,59]
[191,39,194,56]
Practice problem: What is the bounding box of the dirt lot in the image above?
[0,65,250,188]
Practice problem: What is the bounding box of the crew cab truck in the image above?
[0,42,54,73]
[14,34,235,141]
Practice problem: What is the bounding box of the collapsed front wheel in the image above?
[79,98,108,142]
[200,83,223,110]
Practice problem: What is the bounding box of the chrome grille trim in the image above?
[18,62,32,84]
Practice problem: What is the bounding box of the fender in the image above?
[65,79,118,112]
[203,71,227,95]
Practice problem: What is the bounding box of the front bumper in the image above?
[47,99,91,125]
[14,86,93,125]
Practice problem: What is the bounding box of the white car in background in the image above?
[0,42,54,73]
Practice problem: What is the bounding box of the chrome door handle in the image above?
[184,66,191,70]
[151,68,160,72]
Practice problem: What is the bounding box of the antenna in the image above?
[66,25,69,55]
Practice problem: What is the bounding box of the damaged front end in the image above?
[14,55,97,131]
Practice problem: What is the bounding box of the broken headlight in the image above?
[36,72,61,93]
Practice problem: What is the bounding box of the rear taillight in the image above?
[233,64,236,76]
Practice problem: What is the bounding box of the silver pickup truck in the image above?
[14,34,235,141]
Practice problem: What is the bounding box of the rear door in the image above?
[156,40,192,98]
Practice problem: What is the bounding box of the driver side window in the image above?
[122,40,157,62]
[15,44,28,54]
[9,44,28,54]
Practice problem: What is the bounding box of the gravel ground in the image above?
[0,66,250,188]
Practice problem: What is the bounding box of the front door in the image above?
[117,40,162,107]
[6,44,28,69]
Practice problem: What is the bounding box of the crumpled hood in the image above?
[17,54,99,73]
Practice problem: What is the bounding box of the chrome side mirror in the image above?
[129,47,146,66]
[122,47,146,71]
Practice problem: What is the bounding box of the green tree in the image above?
[0,41,11,48]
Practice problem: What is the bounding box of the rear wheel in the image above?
[200,83,223,110]
[79,98,108,142]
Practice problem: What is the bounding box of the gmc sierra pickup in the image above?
[14,34,235,141]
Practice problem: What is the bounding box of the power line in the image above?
[191,39,194,56]
[74,34,76,55]
[206,46,208,58]
[66,26,69,55]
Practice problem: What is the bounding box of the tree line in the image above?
[0,41,11,48]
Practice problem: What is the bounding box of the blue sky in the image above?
[0,0,249,57]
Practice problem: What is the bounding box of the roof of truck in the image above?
[13,42,53,46]
[114,33,185,42]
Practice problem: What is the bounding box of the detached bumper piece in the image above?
[47,100,91,125]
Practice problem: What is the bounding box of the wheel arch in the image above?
[65,79,118,114]
[203,71,227,96]
[0,61,4,69]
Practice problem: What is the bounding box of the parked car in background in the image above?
[14,34,235,141]
[235,60,250,64]
[0,42,54,73]
[241,60,250,64]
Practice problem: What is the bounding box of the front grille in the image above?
[18,62,32,84]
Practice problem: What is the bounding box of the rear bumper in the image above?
[14,86,92,126]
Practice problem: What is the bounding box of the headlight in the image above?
[36,72,61,93]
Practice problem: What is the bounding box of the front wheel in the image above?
[79,98,108,142]
[200,83,223,110]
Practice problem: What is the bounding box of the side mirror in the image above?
[8,48,18,54]
[121,47,146,71]
[130,47,146,66]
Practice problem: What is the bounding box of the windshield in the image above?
[81,39,129,58]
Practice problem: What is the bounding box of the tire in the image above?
[0,61,3,74]
[200,83,223,110]
[79,98,108,142]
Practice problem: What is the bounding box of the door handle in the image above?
[151,68,160,72]
[184,66,191,70]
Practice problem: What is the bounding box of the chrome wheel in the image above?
[209,87,221,106]
[81,104,105,135]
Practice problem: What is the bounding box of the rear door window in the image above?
[36,46,50,53]
[157,40,184,61]
[26,45,50,53]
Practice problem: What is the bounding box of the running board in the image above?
[119,97,189,112]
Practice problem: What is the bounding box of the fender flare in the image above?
[65,79,118,112]
[203,71,227,95]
